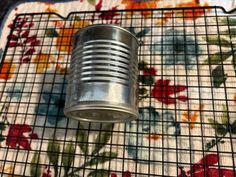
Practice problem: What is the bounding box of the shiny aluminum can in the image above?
[64,24,139,122]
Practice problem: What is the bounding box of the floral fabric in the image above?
[0,0,236,177]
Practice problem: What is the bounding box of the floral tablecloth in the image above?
[0,0,236,177]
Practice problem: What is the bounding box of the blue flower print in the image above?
[36,82,67,125]
[151,29,200,69]
[7,86,23,101]
[125,107,180,162]
[6,83,30,101]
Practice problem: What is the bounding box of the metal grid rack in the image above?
[0,6,235,177]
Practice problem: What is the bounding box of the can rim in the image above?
[64,103,138,123]
[74,24,139,45]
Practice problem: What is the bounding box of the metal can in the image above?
[64,24,139,122]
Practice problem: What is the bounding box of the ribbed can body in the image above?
[64,24,139,122]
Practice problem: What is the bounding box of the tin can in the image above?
[64,24,139,122]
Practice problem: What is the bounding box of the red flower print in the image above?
[191,154,219,172]
[7,17,40,64]
[6,124,38,150]
[111,173,118,177]
[42,166,52,177]
[24,48,36,55]
[94,0,120,24]
[143,67,157,76]
[95,0,103,11]
[178,154,235,177]
[151,79,188,104]
[29,133,39,139]
[99,6,120,24]
[123,171,131,177]
[110,171,132,177]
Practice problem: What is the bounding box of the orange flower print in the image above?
[145,134,161,141]
[37,2,55,5]
[176,0,210,20]
[0,165,16,177]
[32,53,55,74]
[156,0,210,25]
[56,20,90,54]
[45,6,58,13]
[122,0,159,18]
[234,93,236,104]
[38,2,58,14]
[182,104,204,129]
[156,5,173,25]
[56,63,68,74]
[0,60,16,80]
[53,20,65,28]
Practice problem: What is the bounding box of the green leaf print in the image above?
[203,51,232,65]
[45,28,59,37]
[47,137,60,176]
[91,124,113,155]
[87,169,110,177]
[30,152,42,177]
[76,124,88,154]
[212,65,227,88]
[85,152,117,167]
[62,141,76,173]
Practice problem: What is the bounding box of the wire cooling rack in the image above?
[0,6,236,177]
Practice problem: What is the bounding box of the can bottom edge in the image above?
[64,105,138,123]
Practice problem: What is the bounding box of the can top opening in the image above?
[74,24,139,45]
